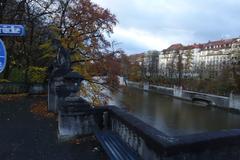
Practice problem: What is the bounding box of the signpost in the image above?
[0,24,25,36]
[0,24,25,73]
[0,39,7,73]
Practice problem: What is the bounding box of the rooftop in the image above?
[163,37,240,52]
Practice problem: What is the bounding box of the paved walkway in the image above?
[0,96,105,160]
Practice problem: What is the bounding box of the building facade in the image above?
[146,37,240,79]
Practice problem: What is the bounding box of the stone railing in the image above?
[58,109,97,139]
[94,106,240,160]
[57,101,240,159]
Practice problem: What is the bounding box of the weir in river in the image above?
[110,87,240,136]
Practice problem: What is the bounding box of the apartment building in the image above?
[157,37,240,79]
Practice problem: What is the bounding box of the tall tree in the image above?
[0,0,121,104]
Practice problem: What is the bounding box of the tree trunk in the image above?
[0,0,8,23]
[24,21,34,84]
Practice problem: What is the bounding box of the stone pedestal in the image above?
[58,97,96,140]
[53,72,97,139]
[48,78,63,112]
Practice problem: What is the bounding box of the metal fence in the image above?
[0,82,47,94]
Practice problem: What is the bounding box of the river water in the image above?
[110,87,240,136]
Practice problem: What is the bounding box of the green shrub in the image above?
[9,68,25,82]
[0,79,11,83]
[28,66,47,83]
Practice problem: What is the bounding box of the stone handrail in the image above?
[94,106,240,160]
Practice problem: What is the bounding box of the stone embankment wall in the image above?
[229,93,240,110]
[126,81,240,111]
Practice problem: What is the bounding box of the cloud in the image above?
[111,26,195,53]
[92,0,240,54]
[113,27,169,51]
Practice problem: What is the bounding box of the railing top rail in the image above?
[103,105,240,155]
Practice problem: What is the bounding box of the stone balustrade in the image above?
[93,106,240,160]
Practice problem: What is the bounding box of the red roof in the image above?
[165,43,183,51]
[202,38,237,49]
[163,43,202,52]
[163,38,239,52]
[182,44,203,50]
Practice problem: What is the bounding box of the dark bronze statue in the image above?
[48,38,85,112]
[48,39,71,79]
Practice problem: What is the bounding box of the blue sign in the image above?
[0,24,25,36]
[0,39,7,73]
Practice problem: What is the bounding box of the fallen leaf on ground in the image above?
[30,100,56,119]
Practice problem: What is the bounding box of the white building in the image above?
[158,37,240,79]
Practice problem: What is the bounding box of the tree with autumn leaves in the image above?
[51,0,122,89]
[0,0,122,105]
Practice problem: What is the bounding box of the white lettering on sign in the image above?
[0,26,22,34]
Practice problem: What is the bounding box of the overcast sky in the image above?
[92,0,240,54]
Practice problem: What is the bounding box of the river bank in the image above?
[109,87,240,136]
[126,81,240,112]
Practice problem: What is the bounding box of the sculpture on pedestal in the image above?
[47,39,95,139]
[47,39,84,112]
